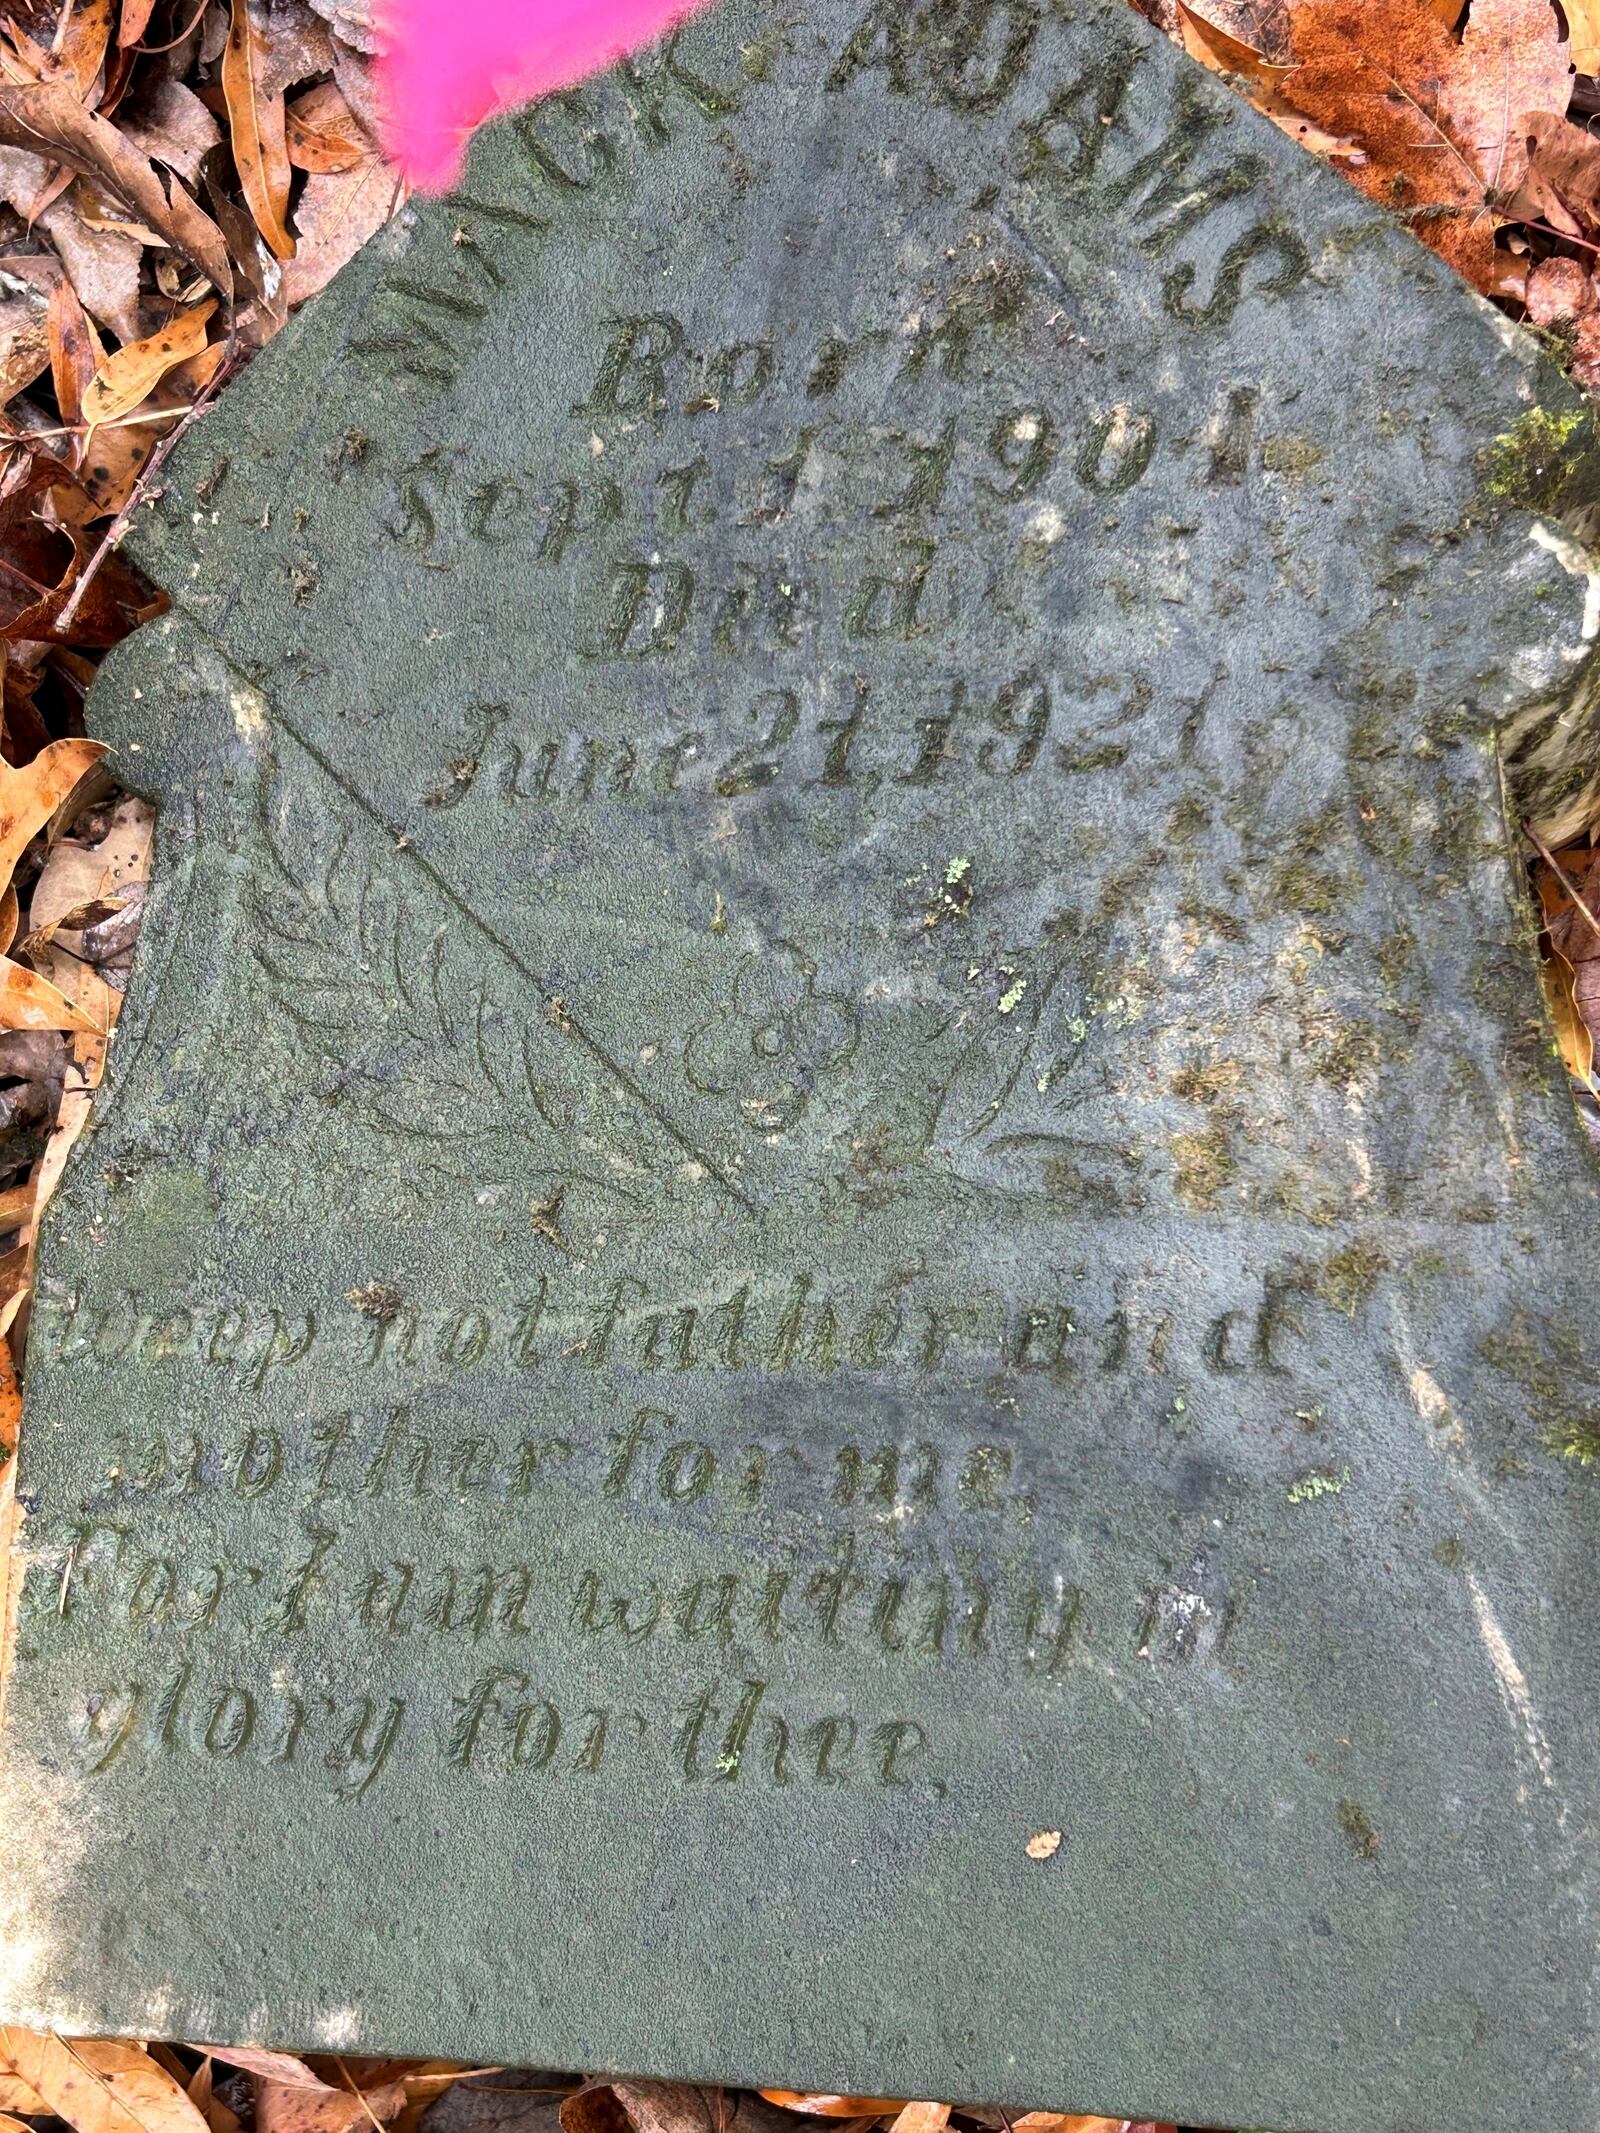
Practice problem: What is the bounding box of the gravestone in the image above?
[4,0,1600,2124]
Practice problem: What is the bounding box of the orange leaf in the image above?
[1011,2120,1129,2133]
[287,81,371,172]
[1279,0,1573,295]
[1570,0,1600,72]
[0,2034,212,2133]
[1177,3,1352,155]
[0,736,106,884]
[759,2103,909,2119]
[1543,939,1598,1086]
[0,955,101,1033]
[119,0,163,45]
[256,2080,406,2133]
[0,1335,17,1458]
[48,272,96,431]
[52,0,115,98]
[0,83,231,294]
[222,0,296,260]
[82,298,216,429]
[887,2110,947,2133]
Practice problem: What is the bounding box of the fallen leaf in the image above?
[47,269,96,430]
[0,1449,16,1712]
[0,2080,43,2116]
[0,2033,212,2133]
[1176,3,1353,153]
[0,82,232,295]
[222,0,296,259]
[201,2054,331,2091]
[1447,0,1573,191]
[1565,0,1600,73]
[1533,840,1600,1084]
[39,193,145,342]
[119,77,224,185]
[1510,108,1600,239]
[52,0,116,99]
[29,836,113,936]
[118,0,163,45]
[282,154,396,304]
[887,2110,947,2133]
[287,79,370,170]
[0,514,161,642]
[1280,0,1573,293]
[1011,2120,1129,2133]
[0,953,102,1030]
[308,0,380,55]
[758,2105,909,2121]
[82,297,216,428]
[94,793,157,888]
[256,0,336,97]
[0,737,106,882]
[0,274,49,409]
[1025,1827,1063,1859]
[27,1025,102,1237]
[0,1335,18,1455]
[256,2080,407,2133]
[329,33,384,138]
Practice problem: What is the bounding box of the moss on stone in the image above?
[1480,404,1590,513]
[1314,1019,1381,1089]
[1317,1239,1386,1317]
[1338,1798,1379,1858]
[1541,1415,1600,1468]
[1290,1464,1351,1504]
[1171,1122,1234,1210]
[1171,1058,1244,1106]
[1276,859,1343,914]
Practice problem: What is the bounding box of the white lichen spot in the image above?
[314,2007,362,2048]
[1529,522,1600,645]
[0,1725,89,2027]
[1407,1365,1453,1428]
[230,683,269,745]
[1026,504,1065,545]
[140,1988,175,2034]
[1467,1573,1560,1810]
[1345,1136,1373,1197]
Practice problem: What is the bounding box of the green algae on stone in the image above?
[1289,1465,1352,1505]
[1542,1415,1600,1468]
[1479,403,1592,513]
[1317,1239,1386,1318]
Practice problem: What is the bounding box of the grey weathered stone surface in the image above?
[4,2,1600,2126]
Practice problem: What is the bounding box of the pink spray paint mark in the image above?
[377,0,717,191]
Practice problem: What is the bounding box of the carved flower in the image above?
[686,940,859,1134]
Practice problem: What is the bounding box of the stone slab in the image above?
[4,2,1600,2127]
